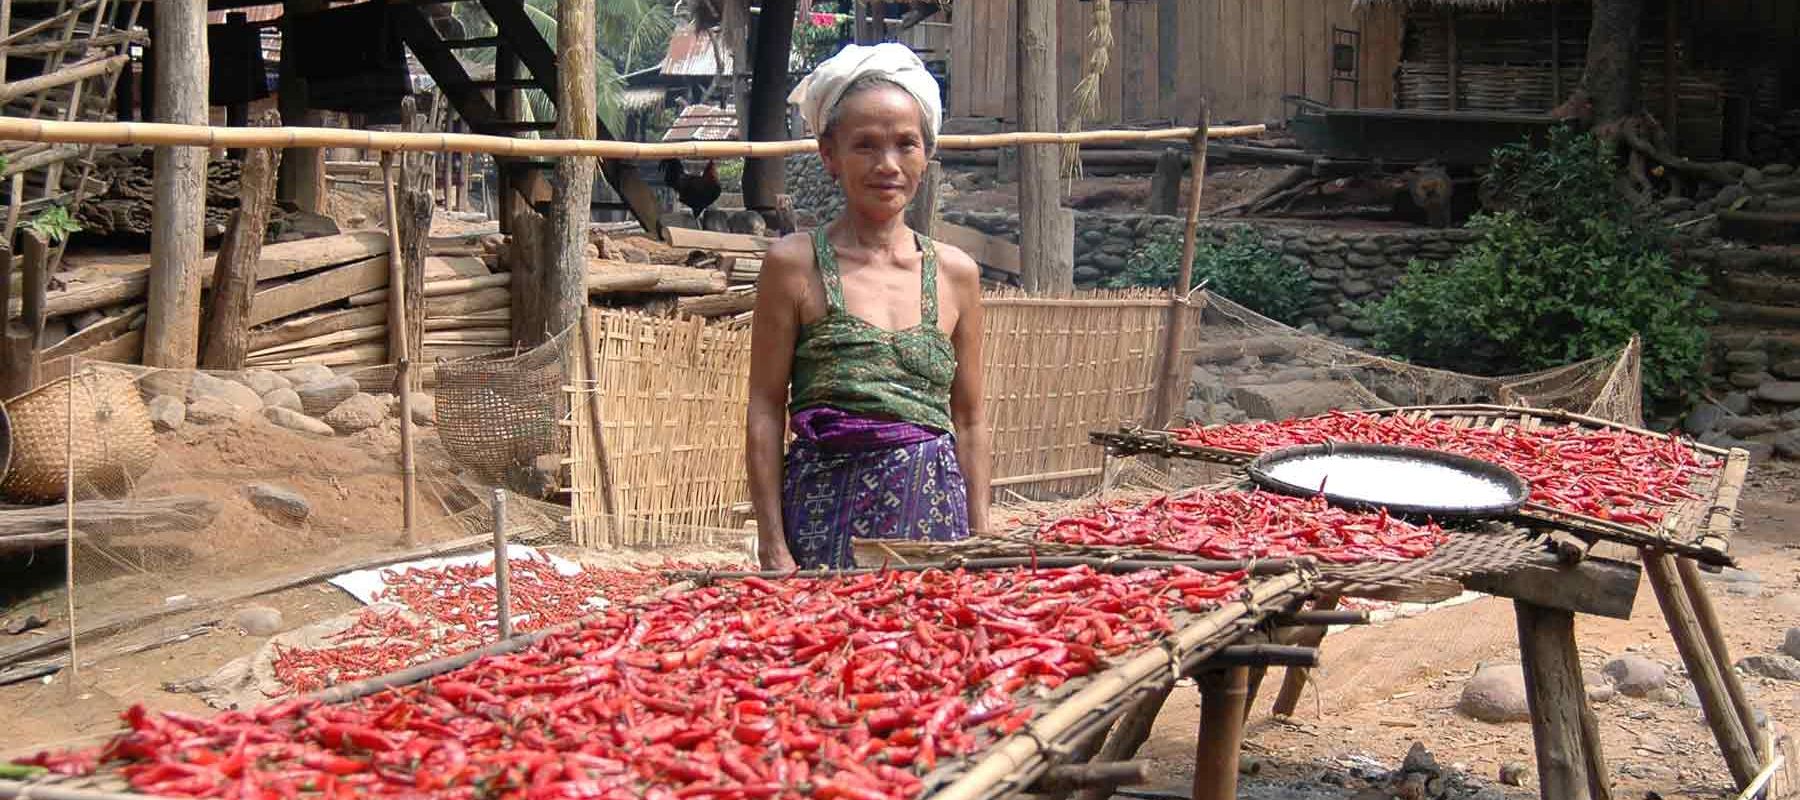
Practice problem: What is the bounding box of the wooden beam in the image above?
[1271,594,1339,717]
[145,0,209,367]
[743,0,797,211]
[1462,554,1641,620]
[248,256,389,325]
[43,305,144,361]
[1515,602,1594,800]
[663,226,774,253]
[1017,0,1067,294]
[199,111,282,370]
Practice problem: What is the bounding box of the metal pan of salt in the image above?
[1247,443,1529,519]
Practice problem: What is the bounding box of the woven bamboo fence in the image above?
[566,292,1202,547]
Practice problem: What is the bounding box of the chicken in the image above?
[662,158,723,217]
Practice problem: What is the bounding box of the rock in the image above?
[1724,392,1754,414]
[272,210,339,240]
[1326,314,1351,332]
[1348,316,1380,335]
[1602,654,1668,697]
[187,372,263,410]
[1758,381,1800,404]
[1341,280,1376,298]
[1684,404,1728,436]
[1716,184,1750,208]
[262,388,303,413]
[1731,371,1775,389]
[1726,414,1782,437]
[1682,683,1702,708]
[1350,239,1383,255]
[725,210,769,236]
[230,605,284,636]
[241,369,291,396]
[1587,683,1617,703]
[700,208,732,232]
[1498,762,1529,787]
[408,393,435,426]
[295,376,360,416]
[1772,431,1800,460]
[1739,654,1800,681]
[1401,742,1438,775]
[1072,266,1103,284]
[1458,663,1530,723]
[148,395,185,432]
[186,397,246,424]
[283,364,336,387]
[264,406,334,436]
[323,393,386,434]
[1093,254,1126,272]
[1346,252,1387,269]
[1784,628,1800,659]
[1767,163,1796,177]
[1727,349,1770,368]
[1229,381,1367,422]
[246,483,311,526]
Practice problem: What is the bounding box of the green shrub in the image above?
[1365,127,1710,410]
[25,205,80,243]
[1105,228,1311,325]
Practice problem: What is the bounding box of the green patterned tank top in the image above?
[789,226,957,432]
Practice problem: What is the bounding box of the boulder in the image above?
[1602,654,1668,697]
[1772,431,1800,460]
[262,388,303,413]
[264,406,334,436]
[1782,627,1800,660]
[1341,279,1376,297]
[1726,415,1782,437]
[1757,381,1800,404]
[186,397,246,424]
[408,393,435,426]
[188,372,263,410]
[1724,392,1754,414]
[241,369,292,396]
[1731,371,1775,390]
[1737,654,1800,682]
[1228,381,1366,421]
[295,376,360,416]
[1683,404,1728,436]
[1458,663,1530,723]
[229,605,284,636]
[283,364,336,387]
[148,395,185,432]
[246,483,311,526]
[323,393,387,434]
[1726,349,1771,368]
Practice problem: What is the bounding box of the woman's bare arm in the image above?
[745,236,811,570]
[940,246,991,534]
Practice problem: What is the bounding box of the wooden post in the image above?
[577,311,620,539]
[381,150,419,547]
[1193,667,1250,800]
[1515,601,1593,800]
[145,0,209,369]
[494,47,519,236]
[723,0,751,143]
[1662,0,1678,153]
[1017,0,1068,295]
[224,12,250,161]
[1643,551,1760,789]
[742,0,798,213]
[853,0,875,44]
[1445,9,1459,111]
[906,160,943,236]
[492,488,511,639]
[277,0,325,212]
[199,113,282,370]
[1143,110,1209,429]
[1675,558,1767,758]
[399,97,433,371]
[1149,148,1182,216]
[542,0,596,344]
[0,238,38,398]
[1271,593,1338,717]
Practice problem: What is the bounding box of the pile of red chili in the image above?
[19,565,1248,800]
[273,557,742,695]
[1032,489,1447,563]
[1172,412,1719,526]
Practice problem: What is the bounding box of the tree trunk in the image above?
[539,0,596,345]
[1579,0,1644,127]
[199,112,283,370]
[145,0,209,369]
[1017,0,1070,295]
[743,0,798,214]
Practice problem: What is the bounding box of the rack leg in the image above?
[1515,600,1595,800]
[1676,557,1768,759]
[1193,667,1249,800]
[1271,594,1339,717]
[1074,685,1175,800]
[1644,551,1760,789]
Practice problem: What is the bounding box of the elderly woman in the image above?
[746,44,990,571]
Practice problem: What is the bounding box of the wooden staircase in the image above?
[389,0,662,235]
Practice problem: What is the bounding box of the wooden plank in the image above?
[1058,0,1081,119]
[1217,0,1241,122]
[934,221,1021,277]
[1283,0,1303,107]
[249,304,387,352]
[1158,0,1179,116]
[1361,4,1403,109]
[951,0,973,117]
[1303,0,1324,102]
[1463,555,1640,620]
[43,304,144,361]
[663,226,774,253]
[1178,0,1204,114]
[248,256,388,325]
[1133,4,1159,121]
[425,255,491,281]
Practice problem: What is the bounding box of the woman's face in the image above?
[820,85,928,221]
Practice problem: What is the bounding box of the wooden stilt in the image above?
[1515,600,1593,800]
[1073,685,1174,800]
[1271,593,1339,717]
[1193,667,1249,800]
[1676,557,1768,759]
[1576,680,1615,800]
[1644,551,1760,789]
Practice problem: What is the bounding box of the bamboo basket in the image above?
[1095,404,1747,565]
[0,367,155,503]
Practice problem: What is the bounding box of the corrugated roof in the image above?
[660,25,734,77]
[661,104,739,142]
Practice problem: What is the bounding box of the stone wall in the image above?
[939,209,1478,342]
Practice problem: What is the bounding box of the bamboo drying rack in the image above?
[1091,403,1749,566]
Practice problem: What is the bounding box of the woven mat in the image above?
[1315,524,1548,602]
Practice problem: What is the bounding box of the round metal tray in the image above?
[1246,442,1529,520]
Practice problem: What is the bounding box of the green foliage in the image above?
[1365,127,1711,410]
[1105,228,1311,325]
[793,12,849,71]
[25,206,80,243]
[714,159,745,192]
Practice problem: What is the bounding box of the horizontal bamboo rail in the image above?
[0,118,1266,159]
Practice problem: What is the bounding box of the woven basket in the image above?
[0,368,157,503]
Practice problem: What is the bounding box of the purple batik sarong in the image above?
[780,407,970,570]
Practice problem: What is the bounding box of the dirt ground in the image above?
[2,464,1797,798]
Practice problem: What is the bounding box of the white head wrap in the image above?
[787,43,942,141]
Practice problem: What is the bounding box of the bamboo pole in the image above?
[1194,666,1251,800]
[1677,557,1768,758]
[63,361,77,685]
[1644,551,1760,789]
[577,311,619,541]
[1272,593,1339,717]
[1144,104,1209,429]
[381,152,417,548]
[0,117,1266,159]
[492,488,511,640]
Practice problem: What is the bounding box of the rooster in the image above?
[662,158,723,217]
